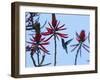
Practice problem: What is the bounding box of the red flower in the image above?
[26,34,49,54]
[76,30,86,42]
[42,14,68,41]
[71,30,89,65]
[34,33,41,42]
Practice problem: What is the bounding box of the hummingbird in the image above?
[61,38,73,54]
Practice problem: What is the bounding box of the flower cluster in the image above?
[71,30,89,65]
[42,14,68,41]
[26,34,49,54]
[76,30,86,42]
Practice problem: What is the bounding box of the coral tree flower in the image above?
[71,30,89,65]
[71,30,89,52]
[76,30,86,42]
[42,13,68,66]
[26,33,49,54]
[42,13,68,41]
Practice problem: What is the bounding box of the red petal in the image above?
[34,34,41,42]
[76,37,80,42]
[80,30,85,38]
[39,47,48,53]
[39,45,49,53]
[47,27,53,32]
[40,37,45,41]
[42,28,53,36]
[80,30,85,41]
[42,32,51,35]
[57,33,68,38]
[76,30,86,42]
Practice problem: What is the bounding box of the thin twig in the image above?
[26,28,34,30]
[74,43,81,65]
[80,45,82,57]
[82,45,89,53]
[39,63,51,67]
[36,50,40,65]
[70,44,79,47]
[30,52,37,67]
[41,20,47,29]
[39,55,45,65]
[83,44,89,48]
[71,44,79,52]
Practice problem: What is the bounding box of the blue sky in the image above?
[25,12,90,67]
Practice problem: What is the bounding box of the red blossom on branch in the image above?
[41,13,68,66]
[26,34,49,54]
[76,30,86,42]
[71,30,89,65]
[42,13,68,40]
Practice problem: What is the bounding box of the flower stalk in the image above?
[71,30,89,65]
[54,34,57,66]
[74,42,82,65]
[42,14,68,66]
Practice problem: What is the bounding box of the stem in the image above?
[40,55,45,65]
[74,43,82,65]
[80,46,82,57]
[54,35,57,66]
[74,50,79,65]
[39,63,51,67]
[82,45,89,53]
[30,52,37,67]
[38,54,51,67]
[71,44,79,52]
[37,50,40,65]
